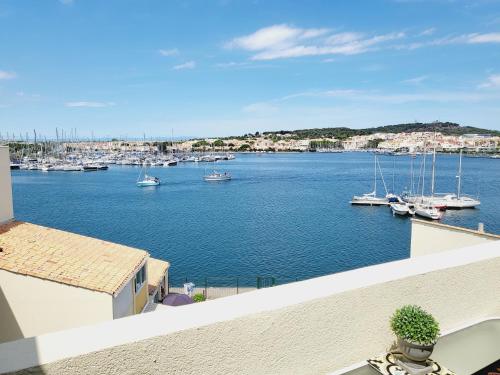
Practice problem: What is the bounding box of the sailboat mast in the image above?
[457,149,462,199]
[431,147,436,198]
[421,146,426,199]
[410,155,414,195]
[374,154,377,196]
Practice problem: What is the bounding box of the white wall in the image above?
[411,219,498,257]
[0,241,498,375]
[0,270,113,343]
[112,280,133,319]
[0,147,14,224]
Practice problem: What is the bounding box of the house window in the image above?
[134,264,146,293]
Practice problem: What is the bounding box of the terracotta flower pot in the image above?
[397,337,434,362]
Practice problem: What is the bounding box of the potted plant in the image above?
[390,305,440,362]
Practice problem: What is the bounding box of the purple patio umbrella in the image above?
[162,293,194,306]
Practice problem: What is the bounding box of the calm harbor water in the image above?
[11,153,500,284]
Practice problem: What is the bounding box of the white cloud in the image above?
[419,28,436,36]
[226,24,405,60]
[242,102,279,115]
[0,70,16,80]
[402,75,428,85]
[215,61,250,68]
[158,48,179,57]
[478,74,500,89]
[275,88,500,104]
[465,32,500,43]
[398,32,500,50]
[65,101,115,108]
[173,61,196,70]
[226,24,329,51]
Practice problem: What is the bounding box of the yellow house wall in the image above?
[0,270,113,343]
[0,147,14,224]
[410,220,499,257]
[134,277,148,314]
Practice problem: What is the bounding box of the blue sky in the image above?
[1,0,500,139]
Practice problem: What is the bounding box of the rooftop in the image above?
[147,258,170,294]
[0,221,148,296]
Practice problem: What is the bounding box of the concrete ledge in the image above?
[411,218,500,240]
[0,241,499,374]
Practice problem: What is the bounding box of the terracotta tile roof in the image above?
[0,221,148,296]
[147,258,170,294]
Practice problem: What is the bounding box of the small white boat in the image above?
[137,175,160,187]
[414,203,442,220]
[137,164,160,186]
[350,192,389,206]
[351,154,390,206]
[63,165,83,171]
[165,159,177,167]
[390,202,411,216]
[41,164,55,172]
[203,171,231,181]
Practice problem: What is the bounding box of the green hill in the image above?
[261,122,499,140]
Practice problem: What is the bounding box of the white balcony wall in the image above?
[0,147,14,224]
[0,240,498,374]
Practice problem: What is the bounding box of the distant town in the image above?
[3,122,500,160]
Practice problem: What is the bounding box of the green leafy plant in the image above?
[390,305,440,345]
[193,293,206,303]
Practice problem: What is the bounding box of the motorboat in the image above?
[83,163,108,171]
[390,202,412,216]
[165,159,177,167]
[41,164,55,172]
[414,203,442,220]
[203,171,231,181]
[385,193,401,203]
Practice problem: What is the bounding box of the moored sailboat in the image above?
[351,154,389,205]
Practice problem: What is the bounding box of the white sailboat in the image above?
[351,154,389,205]
[136,165,160,187]
[439,150,480,209]
[203,170,231,181]
[413,145,443,220]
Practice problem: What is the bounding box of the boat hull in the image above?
[203,176,231,181]
[136,181,160,187]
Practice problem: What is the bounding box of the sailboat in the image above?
[350,154,389,206]
[437,150,480,209]
[413,146,443,220]
[136,164,160,187]
[203,170,231,182]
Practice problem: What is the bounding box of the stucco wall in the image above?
[0,147,14,224]
[1,241,499,375]
[410,219,499,257]
[0,270,112,343]
[113,280,133,319]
